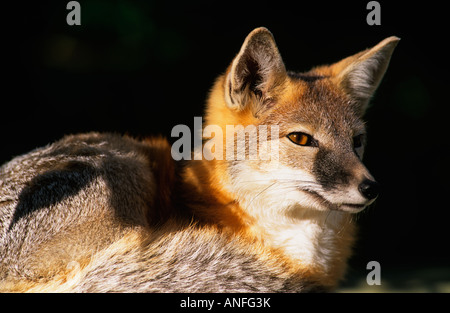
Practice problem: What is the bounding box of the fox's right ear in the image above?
[225,27,286,115]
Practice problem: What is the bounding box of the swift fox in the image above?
[0,28,398,292]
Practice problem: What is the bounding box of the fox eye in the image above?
[287,132,316,147]
[353,134,364,148]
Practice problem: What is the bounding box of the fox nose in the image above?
[358,179,380,200]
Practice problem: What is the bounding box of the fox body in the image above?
[0,28,398,292]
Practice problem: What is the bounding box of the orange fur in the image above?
[0,28,398,292]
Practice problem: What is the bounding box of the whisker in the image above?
[238,178,318,184]
[238,179,322,192]
[324,210,332,226]
[246,182,278,207]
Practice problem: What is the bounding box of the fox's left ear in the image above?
[332,36,400,112]
[225,27,286,115]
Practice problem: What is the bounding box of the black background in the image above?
[2,1,449,290]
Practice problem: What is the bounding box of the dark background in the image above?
[2,1,449,290]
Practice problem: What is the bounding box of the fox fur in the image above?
[0,28,399,292]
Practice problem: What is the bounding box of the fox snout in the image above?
[358,178,380,201]
[308,145,380,212]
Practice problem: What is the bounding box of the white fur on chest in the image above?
[261,215,346,272]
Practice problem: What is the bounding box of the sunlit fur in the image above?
[0,28,398,292]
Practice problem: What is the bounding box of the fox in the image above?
[0,27,399,292]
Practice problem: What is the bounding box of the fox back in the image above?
[0,28,398,292]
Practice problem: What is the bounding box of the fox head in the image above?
[205,27,398,215]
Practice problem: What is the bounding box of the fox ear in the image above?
[225,27,286,114]
[332,36,400,112]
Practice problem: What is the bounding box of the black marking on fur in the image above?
[9,161,98,231]
[313,147,351,189]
